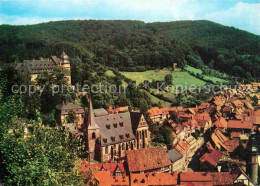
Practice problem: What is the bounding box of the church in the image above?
[85,100,151,162]
[13,52,71,84]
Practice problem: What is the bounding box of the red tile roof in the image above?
[147,172,178,185]
[194,112,211,122]
[200,149,223,166]
[212,117,227,129]
[87,162,126,176]
[147,107,162,116]
[230,132,241,138]
[148,107,170,116]
[180,172,213,185]
[126,147,172,173]
[88,170,130,186]
[227,120,253,129]
[210,172,234,185]
[252,110,260,125]
[107,106,129,114]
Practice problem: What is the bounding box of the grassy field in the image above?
[120,68,206,87]
[105,70,116,77]
[185,65,228,83]
[120,68,207,107]
[120,69,172,84]
[172,70,206,87]
[141,90,172,107]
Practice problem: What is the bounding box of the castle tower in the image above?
[247,131,259,185]
[86,99,100,161]
[60,52,71,85]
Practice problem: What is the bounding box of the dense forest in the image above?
[0,20,259,81]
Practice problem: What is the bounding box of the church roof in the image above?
[94,108,109,117]
[94,111,136,146]
[87,100,100,130]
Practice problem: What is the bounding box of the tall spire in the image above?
[87,99,100,129]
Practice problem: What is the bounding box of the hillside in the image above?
[0,20,259,80]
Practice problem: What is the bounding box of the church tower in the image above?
[60,52,71,85]
[247,131,259,185]
[86,99,100,161]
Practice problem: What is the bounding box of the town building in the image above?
[56,102,85,126]
[85,100,151,162]
[126,147,172,174]
[180,172,213,186]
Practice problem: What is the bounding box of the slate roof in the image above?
[126,147,171,172]
[167,148,183,163]
[94,111,136,146]
[11,53,70,74]
[130,111,145,129]
[15,59,56,74]
[56,103,84,115]
[94,108,109,117]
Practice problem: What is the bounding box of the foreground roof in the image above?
[126,147,171,172]
[210,172,234,185]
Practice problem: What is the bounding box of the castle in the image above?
[13,52,71,84]
[85,100,151,162]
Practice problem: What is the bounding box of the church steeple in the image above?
[87,99,100,129]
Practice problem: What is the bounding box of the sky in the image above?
[0,0,259,34]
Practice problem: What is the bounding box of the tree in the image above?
[164,74,172,85]
[169,111,180,124]
[0,120,88,185]
[66,110,78,123]
[114,94,130,107]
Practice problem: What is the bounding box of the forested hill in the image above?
[0,20,260,80]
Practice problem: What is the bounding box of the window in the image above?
[105,146,108,154]
[106,124,110,129]
[126,133,130,138]
[92,132,96,139]
[122,143,125,150]
[119,122,124,127]
[133,179,138,183]
[103,138,107,143]
[111,136,115,141]
[113,123,117,128]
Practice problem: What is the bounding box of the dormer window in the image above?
[111,136,115,141]
[106,124,110,129]
[119,122,124,127]
[113,123,117,128]
[126,133,130,138]
[103,138,107,143]
[119,135,124,139]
